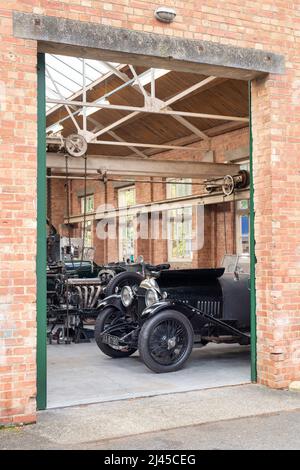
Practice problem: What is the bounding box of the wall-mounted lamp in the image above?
[154,6,176,23]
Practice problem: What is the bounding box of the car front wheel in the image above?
[138,310,194,373]
[95,307,137,358]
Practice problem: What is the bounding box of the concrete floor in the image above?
[47,340,250,408]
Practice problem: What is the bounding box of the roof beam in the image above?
[171,115,209,141]
[100,61,130,82]
[46,68,80,132]
[121,67,210,142]
[47,99,249,123]
[92,112,140,139]
[162,76,217,108]
[46,153,239,178]
[90,140,202,150]
[87,117,146,158]
[47,67,221,145]
[129,65,148,100]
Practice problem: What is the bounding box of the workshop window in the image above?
[80,195,94,248]
[167,179,193,262]
[80,194,94,214]
[118,186,136,262]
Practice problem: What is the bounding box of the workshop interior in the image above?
[45,53,252,408]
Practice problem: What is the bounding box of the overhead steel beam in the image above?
[92,112,140,139]
[118,67,211,141]
[91,140,202,150]
[46,153,239,178]
[131,71,212,141]
[87,117,147,158]
[47,66,219,144]
[63,189,250,224]
[129,65,148,100]
[171,115,209,141]
[162,76,217,108]
[100,61,129,82]
[46,68,80,132]
[46,98,249,122]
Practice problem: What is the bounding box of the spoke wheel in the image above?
[138,310,194,373]
[95,307,137,358]
[149,318,188,366]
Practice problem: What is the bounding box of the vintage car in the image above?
[46,253,164,343]
[95,255,250,373]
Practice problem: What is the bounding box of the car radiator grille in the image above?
[197,300,221,317]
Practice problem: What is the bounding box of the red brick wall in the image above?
[1,1,299,424]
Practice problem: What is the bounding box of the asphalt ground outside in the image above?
[1,384,300,450]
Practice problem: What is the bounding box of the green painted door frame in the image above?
[37,52,47,410]
[249,81,257,382]
[35,56,257,410]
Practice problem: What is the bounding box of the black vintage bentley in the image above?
[46,252,163,343]
[95,255,251,373]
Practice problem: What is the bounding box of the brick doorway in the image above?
[13,13,286,412]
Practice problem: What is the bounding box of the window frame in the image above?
[118,185,136,261]
[80,194,94,248]
[166,178,193,263]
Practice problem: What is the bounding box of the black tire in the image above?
[105,271,143,297]
[138,310,194,373]
[95,307,137,358]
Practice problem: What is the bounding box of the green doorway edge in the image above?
[37,52,47,410]
[249,81,257,382]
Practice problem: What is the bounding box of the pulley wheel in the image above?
[236,169,250,188]
[65,134,88,157]
[222,174,234,196]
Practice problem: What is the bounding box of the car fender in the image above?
[97,294,125,313]
[141,301,196,321]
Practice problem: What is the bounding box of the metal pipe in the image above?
[82,286,88,309]
[88,286,95,307]
[82,58,87,133]
[75,286,83,308]
[46,98,250,122]
[47,175,205,185]
[47,175,102,180]
[91,286,102,308]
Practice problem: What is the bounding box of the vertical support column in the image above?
[37,53,47,410]
[249,81,257,383]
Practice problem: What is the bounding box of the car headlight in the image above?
[145,288,160,307]
[121,285,134,307]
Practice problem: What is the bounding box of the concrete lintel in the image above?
[13,12,285,81]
